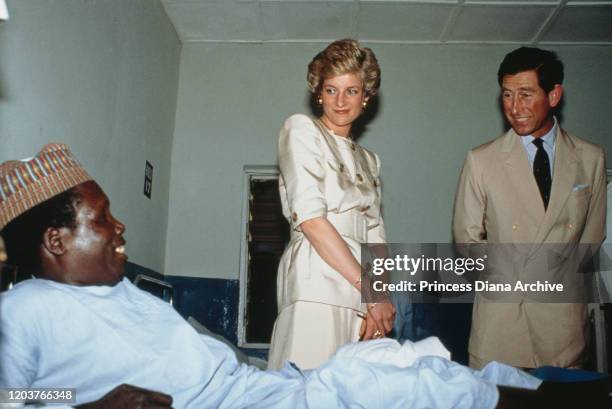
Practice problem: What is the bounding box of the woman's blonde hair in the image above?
[307,39,381,97]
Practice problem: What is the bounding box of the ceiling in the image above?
[161,0,612,45]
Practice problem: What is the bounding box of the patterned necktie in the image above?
[532,138,551,210]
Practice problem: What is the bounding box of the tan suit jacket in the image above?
[453,126,606,368]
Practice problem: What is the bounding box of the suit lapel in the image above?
[502,129,545,227]
[313,117,371,177]
[531,128,578,247]
[312,118,344,163]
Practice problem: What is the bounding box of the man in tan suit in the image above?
[453,47,607,369]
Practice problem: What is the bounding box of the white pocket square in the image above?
[572,184,590,192]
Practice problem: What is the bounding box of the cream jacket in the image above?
[276,114,386,310]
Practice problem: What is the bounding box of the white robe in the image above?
[0,278,540,409]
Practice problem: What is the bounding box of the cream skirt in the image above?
[267,301,363,370]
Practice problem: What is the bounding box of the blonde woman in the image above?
[268,39,395,370]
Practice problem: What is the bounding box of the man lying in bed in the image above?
[0,144,609,409]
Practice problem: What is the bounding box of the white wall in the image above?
[166,43,612,280]
[0,0,181,272]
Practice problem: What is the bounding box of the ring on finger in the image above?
[373,330,382,338]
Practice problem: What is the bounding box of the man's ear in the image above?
[42,227,67,256]
[548,84,563,108]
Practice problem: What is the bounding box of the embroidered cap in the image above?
[0,143,92,230]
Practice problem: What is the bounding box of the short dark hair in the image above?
[497,47,564,93]
[1,187,81,276]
